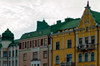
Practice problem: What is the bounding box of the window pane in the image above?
[3,51,7,57]
[91,52,94,61]
[79,38,82,45]
[91,36,95,44]
[68,40,72,48]
[56,42,60,50]
[85,53,88,62]
[33,52,38,59]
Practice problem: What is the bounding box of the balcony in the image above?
[60,62,75,66]
[77,43,95,51]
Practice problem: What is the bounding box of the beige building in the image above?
[19,20,51,66]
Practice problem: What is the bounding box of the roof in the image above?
[58,18,80,30]
[2,28,14,41]
[90,10,100,25]
[20,18,81,40]
[20,27,51,40]
[36,20,50,31]
[9,39,19,47]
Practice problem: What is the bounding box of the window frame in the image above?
[78,53,82,62]
[33,52,38,60]
[85,37,88,44]
[43,51,47,59]
[55,55,60,64]
[3,51,7,57]
[91,36,95,44]
[85,53,88,62]
[23,53,27,61]
[79,38,82,45]
[55,41,60,50]
[91,52,95,61]
[66,54,72,62]
[67,40,72,48]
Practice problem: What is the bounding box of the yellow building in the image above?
[52,1,100,66]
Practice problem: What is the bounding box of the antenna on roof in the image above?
[87,0,89,7]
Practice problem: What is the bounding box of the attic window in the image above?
[39,31,42,34]
[28,34,31,36]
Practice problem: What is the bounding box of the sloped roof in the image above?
[20,27,51,40]
[90,10,100,24]
[58,18,80,30]
[20,18,81,40]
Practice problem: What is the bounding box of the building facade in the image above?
[51,1,100,66]
[19,20,51,66]
[0,29,19,66]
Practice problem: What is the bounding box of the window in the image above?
[16,50,17,56]
[38,39,40,47]
[9,51,11,57]
[27,41,30,48]
[12,51,14,57]
[12,61,14,66]
[16,60,17,66]
[0,51,1,57]
[33,52,38,60]
[23,53,27,61]
[34,64,36,66]
[91,52,94,61]
[85,37,88,44]
[55,56,59,64]
[86,27,88,31]
[55,42,60,50]
[3,61,7,66]
[32,40,35,47]
[66,54,72,62]
[78,54,82,62]
[23,42,25,49]
[9,61,10,66]
[43,51,47,58]
[85,53,88,62]
[67,40,72,48]
[44,38,47,46]
[91,36,95,44]
[79,38,82,45]
[3,51,7,57]
[37,64,39,66]
[43,63,47,66]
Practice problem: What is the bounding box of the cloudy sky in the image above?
[0,0,100,39]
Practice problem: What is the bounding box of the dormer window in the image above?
[39,31,42,34]
[28,34,31,36]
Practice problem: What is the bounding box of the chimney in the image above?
[57,20,61,24]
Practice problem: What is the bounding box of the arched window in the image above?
[91,52,94,61]
[79,54,82,62]
[55,56,59,64]
[85,53,88,62]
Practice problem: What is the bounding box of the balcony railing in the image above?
[77,43,95,51]
[60,62,75,66]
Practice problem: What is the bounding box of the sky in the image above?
[0,0,100,39]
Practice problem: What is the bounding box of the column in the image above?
[17,46,19,66]
[11,47,12,66]
[8,48,9,66]
[14,46,16,66]
[1,48,2,66]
